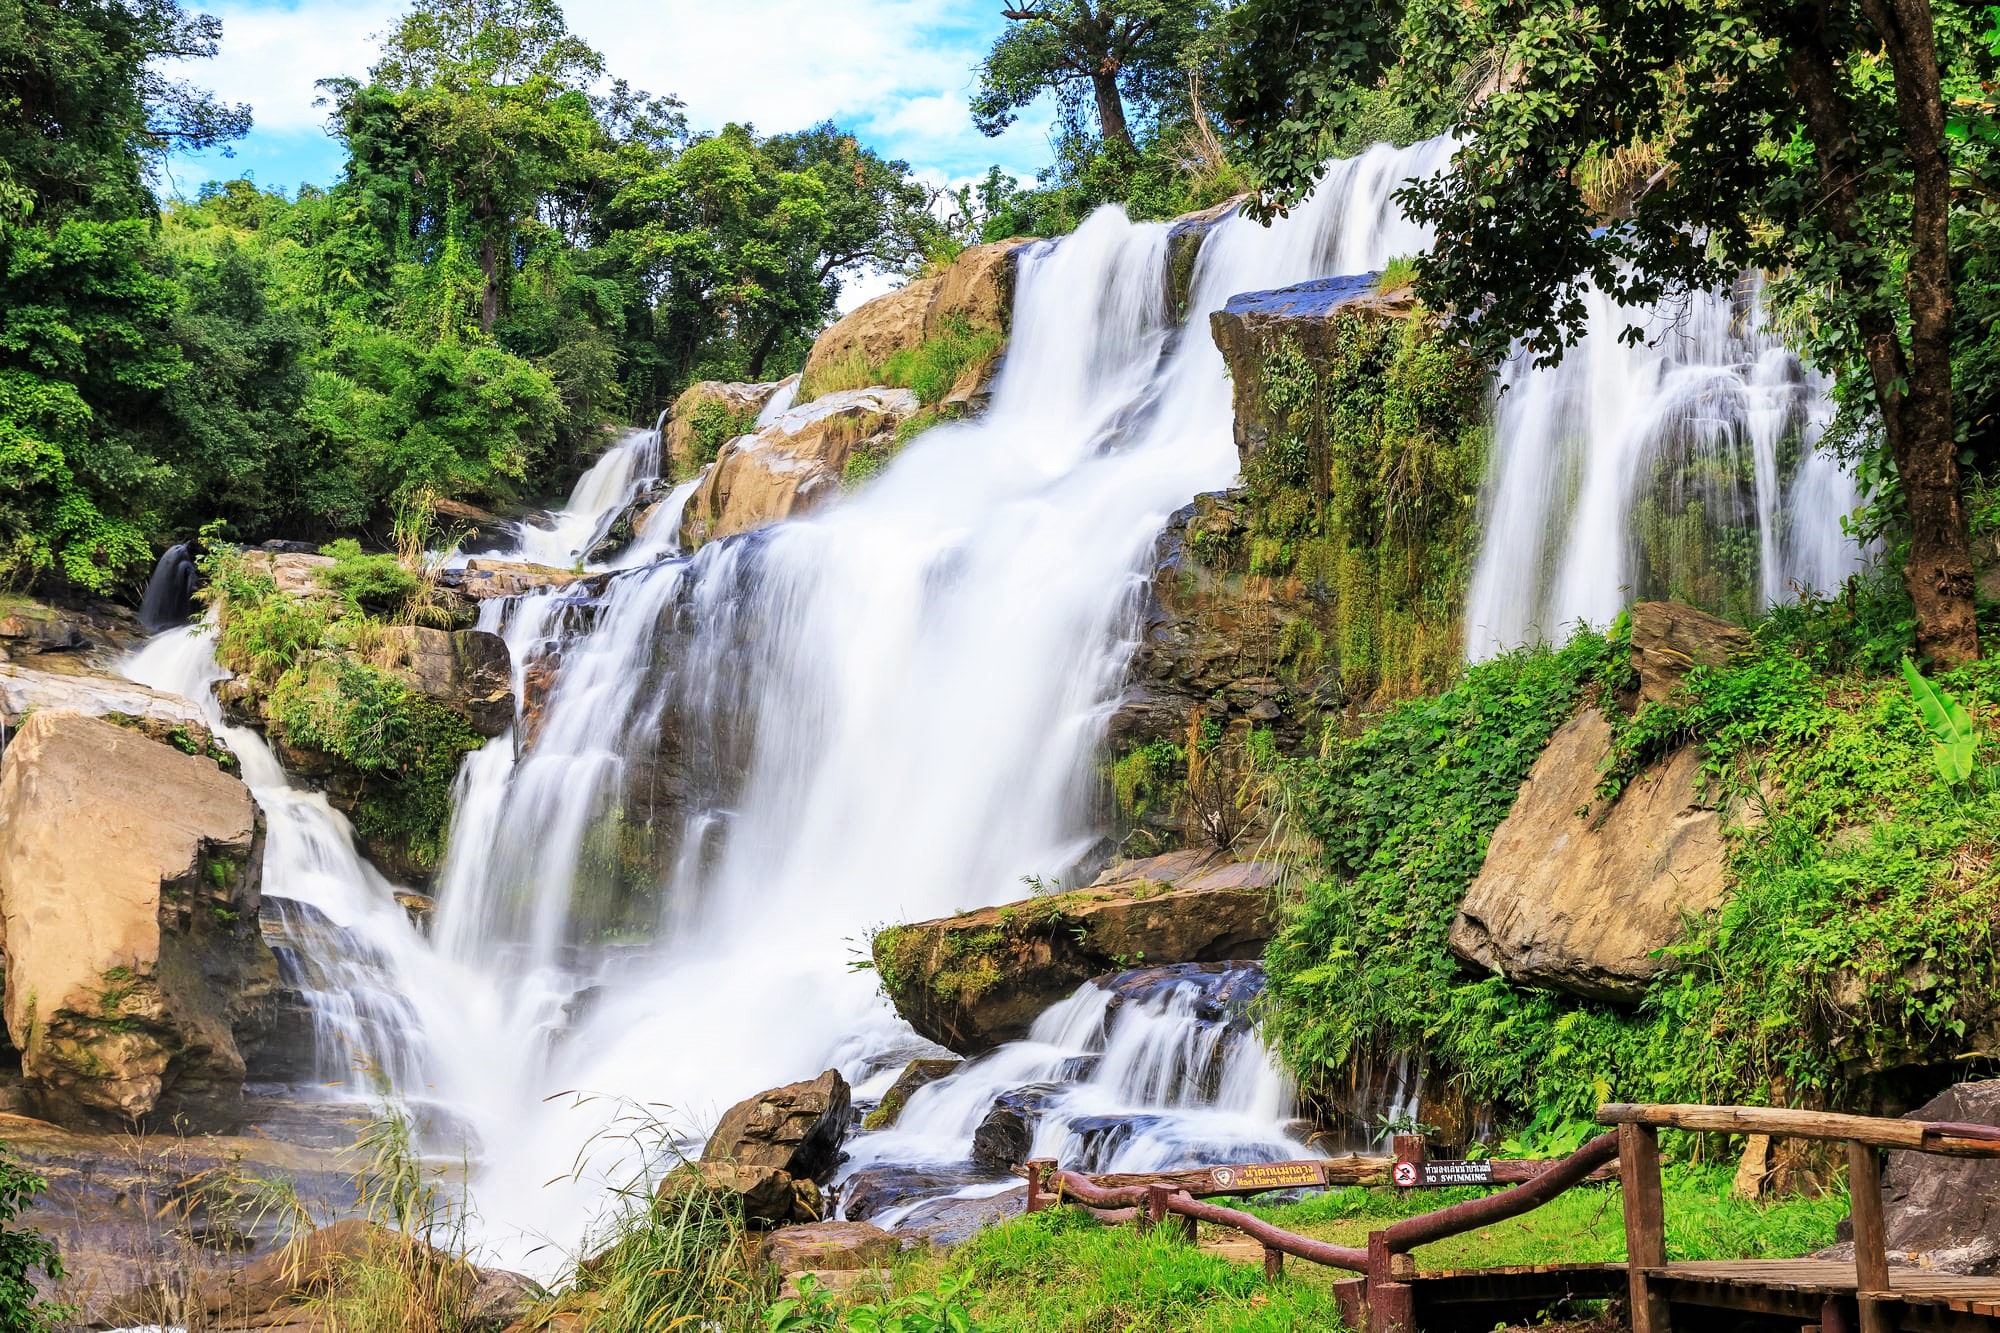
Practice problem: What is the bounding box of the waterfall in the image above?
[137,543,198,632]
[1463,277,1865,656]
[499,414,668,570]
[839,964,1301,1228]
[408,140,1450,1267]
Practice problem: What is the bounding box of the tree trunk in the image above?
[747,321,784,382]
[1785,0,1976,662]
[1091,66,1134,152]
[478,232,500,335]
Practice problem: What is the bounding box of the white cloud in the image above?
[170,0,1055,184]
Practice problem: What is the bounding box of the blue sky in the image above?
[161,0,1059,202]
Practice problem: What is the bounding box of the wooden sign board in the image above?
[1392,1158,1494,1187]
[1207,1160,1328,1192]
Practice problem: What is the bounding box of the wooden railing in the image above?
[1597,1103,2000,1333]
[1025,1103,2000,1333]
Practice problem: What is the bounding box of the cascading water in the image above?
[1463,277,1865,656]
[409,140,1453,1267]
[499,413,669,569]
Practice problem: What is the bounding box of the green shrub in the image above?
[0,1144,69,1333]
[879,317,1004,407]
[318,538,418,615]
[681,397,759,477]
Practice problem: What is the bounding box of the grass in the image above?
[781,1167,1846,1331]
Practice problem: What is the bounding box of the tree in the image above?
[1217,0,1989,664]
[972,0,1214,154]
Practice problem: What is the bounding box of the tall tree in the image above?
[1218,0,1987,663]
[972,0,1214,153]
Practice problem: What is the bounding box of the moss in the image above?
[802,319,1004,408]
[680,398,759,479]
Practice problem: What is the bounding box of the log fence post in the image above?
[1847,1139,1892,1333]
[1618,1121,1671,1333]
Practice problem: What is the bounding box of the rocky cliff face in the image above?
[797,239,1030,397]
[0,711,278,1130]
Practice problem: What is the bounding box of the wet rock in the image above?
[664,378,793,478]
[238,549,337,597]
[678,386,920,550]
[862,1057,961,1130]
[658,1160,810,1228]
[1821,1080,2000,1274]
[1062,1114,1173,1171]
[374,625,515,737]
[703,1069,853,1183]
[972,1082,1063,1172]
[1449,707,1740,1002]
[0,1109,357,1324]
[0,664,222,755]
[0,712,277,1130]
[890,1184,1026,1245]
[872,851,1277,1053]
[1097,959,1264,1024]
[1164,196,1244,319]
[1630,599,1755,703]
[840,1163,990,1222]
[586,479,673,563]
[756,1220,901,1275]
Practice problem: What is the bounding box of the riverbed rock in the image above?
[1164,196,1244,318]
[839,1163,989,1222]
[891,1184,1026,1245]
[0,1108,357,1325]
[756,1220,901,1275]
[0,663,223,755]
[861,1057,961,1130]
[872,851,1277,1053]
[678,386,919,549]
[1629,599,1755,703]
[1448,707,1736,1002]
[0,711,277,1130]
[971,1082,1063,1172]
[238,549,337,597]
[373,626,514,737]
[0,596,145,665]
[799,239,1032,395]
[665,378,794,478]
[703,1069,853,1183]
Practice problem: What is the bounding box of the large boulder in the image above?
[798,240,1032,396]
[860,1056,960,1131]
[678,386,919,550]
[0,596,144,666]
[0,712,277,1130]
[871,851,1278,1053]
[447,559,594,601]
[664,378,794,478]
[373,626,514,738]
[703,1069,853,1183]
[755,1220,899,1275]
[657,1160,821,1229]
[1448,707,1737,1002]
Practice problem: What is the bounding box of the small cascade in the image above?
[502,415,667,569]
[839,964,1301,1226]
[1463,277,1865,655]
[120,628,454,1101]
[755,377,800,427]
[137,542,198,632]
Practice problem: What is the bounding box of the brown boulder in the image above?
[861,1057,960,1130]
[703,1069,852,1183]
[1449,707,1737,1002]
[238,549,337,597]
[678,387,919,549]
[657,1160,811,1229]
[1629,600,1754,702]
[799,240,1032,396]
[452,560,593,600]
[0,712,277,1129]
[871,851,1278,1053]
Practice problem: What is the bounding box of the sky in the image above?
[157,0,1060,208]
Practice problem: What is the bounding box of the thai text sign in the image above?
[1208,1161,1327,1192]
[1395,1159,1494,1187]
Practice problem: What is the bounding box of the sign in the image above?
[1208,1160,1327,1192]
[1416,1152,1496,1184]
[1391,1160,1421,1187]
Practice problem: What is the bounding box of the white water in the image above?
[400,140,1451,1268]
[497,413,668,569]
[1464,278,1865,656]
[841,966,1300,1226]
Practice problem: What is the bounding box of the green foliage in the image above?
[1903,657,1980,787]
[318,538,420,614]
[1268,589,2000,1129]
[0,1144,69,1333]
[880,317,1004,408]
[1219,311,1487,700]
[681,397,759,477]
[767,1272,982,1333]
